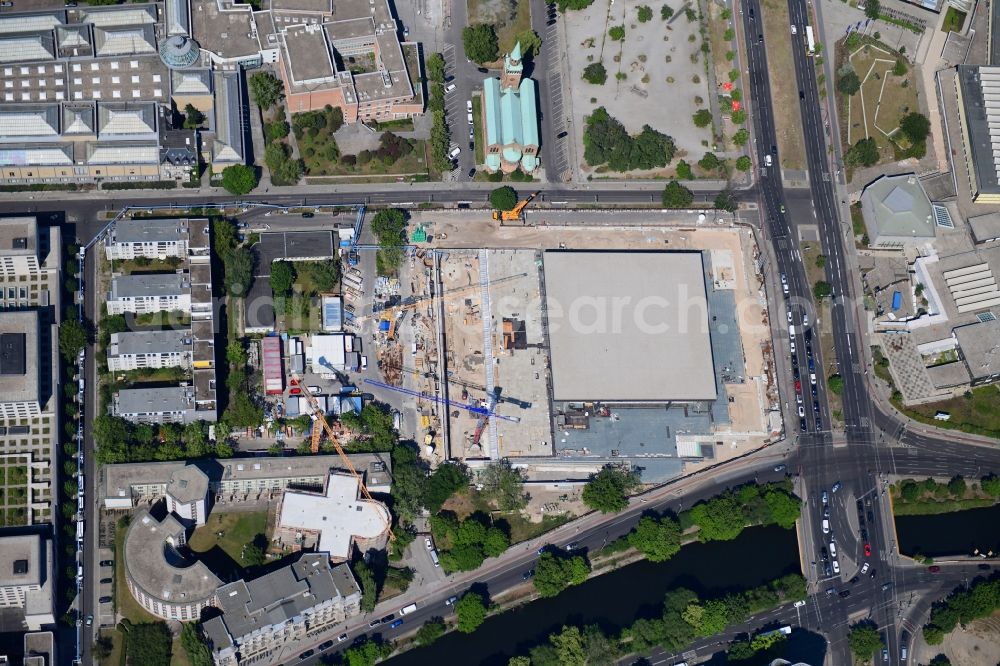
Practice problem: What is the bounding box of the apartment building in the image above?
[204,554,362,666]
[0,218,61,310]
[104,218,190,261]
[112,385,197,424]
[0,534,54,631]
[106,329,192,372]
[106,273,191,315]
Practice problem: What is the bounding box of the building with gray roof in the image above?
[105,217,190,260]
[956,65,1000,204]
[165,464,209,526]
[0,533,54,631]
[123,509,220,622]
[246,231,336,332]
[859,174,935,248]
[969,213,1000,245]
[106,329,193,372]
[0,311,40,420]
[208,70,246,168]
[112,385,197,424]
[106,272,191,315]
[956,318,1000,384]
[204,554,361,666]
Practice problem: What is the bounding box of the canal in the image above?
[896,503,1000,558]
[385,525,800,666]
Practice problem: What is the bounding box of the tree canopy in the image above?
[123,621,173,666]
[813,280,833,300]
[899,112,931,144]
[693,109,713,128]
[269,261,295,296]
[463,24,499,63]
[370,208,407,276]
[827,374,844,395]
[582,62,608,85]
[478,460,529,511]
[59,319,87,362]
[431,512,510,571]
[425,463,469,513]
[837,70,861,96]
[533,551,591,597]
[582,465,639,513]
[248,71,284,109]
[848,621,882,660]
[627,515,682,562]
[455,591,488,633]
[490,186,519,211]
[220,164,258,196]
[845,137,879,167]
[584,107,676,172]
[426,52,446,83]
[661,180,694,208]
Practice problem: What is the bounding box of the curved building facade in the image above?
[159,35,201,70]
[123,509,220,621]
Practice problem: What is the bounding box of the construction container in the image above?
[261,336,284,395]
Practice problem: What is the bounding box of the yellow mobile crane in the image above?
[291,372,394,540]
[492,191,539,222]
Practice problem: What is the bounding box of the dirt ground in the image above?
[915,612,1000,666]
[564,0,714,172]
[761,0,807,171]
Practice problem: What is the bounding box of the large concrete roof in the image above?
[542,251,717,402]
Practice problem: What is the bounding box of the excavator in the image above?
[492,191,539,222]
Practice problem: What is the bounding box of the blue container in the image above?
[379,320,391,331]
[892,291,902,311]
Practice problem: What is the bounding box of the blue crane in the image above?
[362,378,520,423]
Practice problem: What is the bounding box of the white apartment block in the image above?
[106,273,191,315]
[0,217,61,310]
[105,218,190,261]
[106,330,192,372]
[112,386,197,424]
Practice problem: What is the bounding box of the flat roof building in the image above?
[112,385,197,424]
[0,533,54,631]
[542,251,717,402]
[0,216,61,310]
[204,554,362,666]
[956,65,1000,204]
[246,231,336,333]
[107,329,192,372]
[0,312,40,420]
[123,509,220,622]
[969,213,1000,245]
[105,218,190,260]
[859,174,935,248]
[275,472,391,561]
[106,272,191,315]
[956,318,1000,384]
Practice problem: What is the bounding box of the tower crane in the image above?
[290,373,393,540]
[362,378,520,423]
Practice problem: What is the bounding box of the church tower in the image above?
[501,41,523,90]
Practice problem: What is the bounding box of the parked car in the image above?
[338,634,349,643]
[100,560,113,567]
[318,640,334,650]
[425,537,433,550]
[928,565,941,573]
[445,83,457,93]
[445,595,459,606]
[298,650,314,660]
[99,596,112,604]
[390,619,404,629]
[100,578,112,585]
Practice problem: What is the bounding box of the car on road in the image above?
[823,506,830,518]
[869,568,878,579]
[821,491,828,504]
[861,562,870,575]
[448,146,461,159]
[798,405,805,418]
[825,587,836,596]
[99,596,112,604]
[390,619,404,629]
[881,582,892,591]
[779,204,786,214]
[867,511,874,522]
[799,418,807,432]
[301,212,314,218]
[318,640,334,650]
[466,100,473,112]
[786,311,792,324]
[522,569,535,580]
[928,565,941,573]
[425,537,433,550]
[794,599,806,607]
[802,313,809,326]
[832,560,840,574]
[445,595,459,606]
[794,380,801,392]
[100,560,113,567]
[774,464,786,472]
[849,576,859,584]
[864,543,872,557]
[813,400,821,413]
[86,615,93,626]
[791,23,797,34]
[298,650,314,660]
[477,67,489,73]
[338,634,349,643]
[882,648,889,662]
[369,619,382,628]
[556,131,569,139]
[468,168,476,177]
[537,545,548,555]
[467,112,474,123]
[565,542,579,551]
[829,542,837,558]
[820,546,828,558]
[381,614,395,624]
[839,590,850,598]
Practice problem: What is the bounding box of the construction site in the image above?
[350,206,785,485]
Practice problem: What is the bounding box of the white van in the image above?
[430,549,440,567]
[829,542,837,558]
[400,603,418,615]
[764,154,773,167]
[445,83,457,93]
[822,519,830,534]
[448,146,461,159]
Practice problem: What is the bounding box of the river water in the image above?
[385,525,800,666]
[896,503,1000,558]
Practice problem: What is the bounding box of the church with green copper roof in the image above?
[480,42,540,174]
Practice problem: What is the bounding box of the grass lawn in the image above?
[893,497,995,515]
[114,259,183,275]
[132,310,191,328]
[118,366,189,385]
[472,94,485,165]
[442,490,574,544]
[942,6,967,32]
[761,0,806,170]
[188,511,269,570]
[903,385,1000,439]
[375,118,415,132]
[97,628,124,666]
[467,0,533,56]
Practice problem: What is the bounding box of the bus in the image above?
[805,26,816,55]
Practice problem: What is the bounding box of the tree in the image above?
[609,25,626,41]
[714,191,737,213]
[533,551,591,597]
[416,617,446,645]
[845,137,879,167]
[661,180,694,208]
[220,164,258,195]
[425,462,468,512]
[848,621,882,660]
[269,261,295,296]
[733,128,750,146]
[661,3,674,19]
[893,58,908,76]
[550,625,587,666]
[827,374,844,394]
[490,186,519,211]
[582,465,638,513]
[689,494,746,541]
[59,319,87,362]
[371,208,407,276]
[182,103,205,129]
[92,635,114,660]
[125,622,173,666]
[735,155,752,171]
[248,72,283,110]
[763,489,801,528]
[426,52,446,83]
[463,24,499,63]
[180,623,213,666]
[693,108,713,128]
[947,475,966,497]
[584,107,675,171]
[698,152,722,172]
[354,560,377,613]
[242,533,268,567]
[479,460,528,511]
[627,515,681,562]
[864,0,881,19]
[637,4,653,21]
[982,474,1000,497]
[899,112,931,144]
[343,638,392,666]
[837,70,861,96]
[813,280,833,300]
[455,591,488,633]
[675,160,693,179]
[582,62,608,85]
